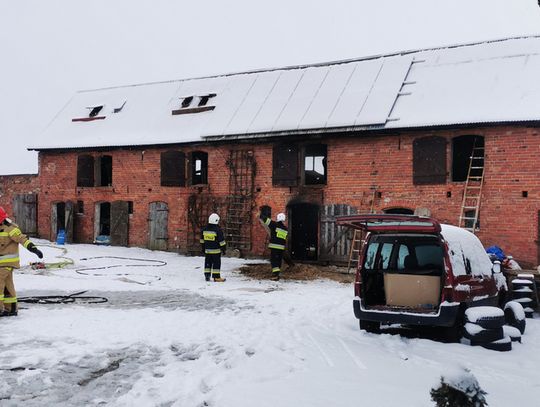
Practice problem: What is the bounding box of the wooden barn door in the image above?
[12,194,37,236]
[148,202,168,251]
[64,201,74,243]
[319,204,357,263]
[110,201,129,246]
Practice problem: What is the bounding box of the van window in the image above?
[364,234,443,273]
[414,245,444,270]
[364,243,379,270]
[397,245,410,270]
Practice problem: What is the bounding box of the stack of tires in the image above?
[463,304,525,351]
[511,275,537,318]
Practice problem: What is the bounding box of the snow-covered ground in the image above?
[1,240,539,406]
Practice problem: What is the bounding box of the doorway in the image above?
[289,202,319,261]
[51,201,74,243]
[94,202,111,240]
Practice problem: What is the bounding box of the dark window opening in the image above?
[76,200,84,214]
[522,191,528,198]
[128,201,134,214]
[383,207,414,215]
[464,209,480,230]
[190,151,208,185]
[181,96,194,108]
[413,136,447,185]
[96,155,113,187]
[304,144,327,185]
[260,205,272,220]
[198,93,216,107]
[77,155,95,187]
[273,144,298,186]
[452,135,484,182]
[89,106,103,117]
[161,151,186,187]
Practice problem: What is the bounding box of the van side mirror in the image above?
[492,260,501,274]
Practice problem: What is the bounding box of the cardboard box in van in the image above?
[384,273,441,308]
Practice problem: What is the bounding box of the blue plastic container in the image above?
[56,229,66,245]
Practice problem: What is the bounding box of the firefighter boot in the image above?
[270,273,280,281]
[204,272,211,282]
[1,303,17,317]
[213,277,226,282]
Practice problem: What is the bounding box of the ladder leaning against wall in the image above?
[458,139,485,233]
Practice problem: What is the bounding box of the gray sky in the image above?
[1,0,539,175]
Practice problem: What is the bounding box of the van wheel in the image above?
[359,319,380,333]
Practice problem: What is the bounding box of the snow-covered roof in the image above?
[31,35,540,150]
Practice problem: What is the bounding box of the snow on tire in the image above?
[472,335,512,352]
[465,306,505,329]
[503,325,522,343]
[504,301,526,334]
[463,323,504,343]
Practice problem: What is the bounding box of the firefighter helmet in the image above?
[209,213,220,225]
[277,213,286,222]
[0,207,7,223]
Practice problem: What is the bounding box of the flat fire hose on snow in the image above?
[18,290,108,304]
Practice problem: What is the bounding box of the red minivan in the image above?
[336,214,507,339]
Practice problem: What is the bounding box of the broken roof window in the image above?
[113,101,127,113]
[198,93,217,107]
[172,94,217,116]
[89,105,103,117]
[181,96,194,108]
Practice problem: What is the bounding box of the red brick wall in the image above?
[0,174,39,218]
[36,125,540,266]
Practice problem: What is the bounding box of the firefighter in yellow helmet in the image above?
[0,206,43,317]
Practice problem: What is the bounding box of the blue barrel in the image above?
[56,229,66,245]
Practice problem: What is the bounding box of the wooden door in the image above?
[319,204,357,263]
[111,201,129,246]
[148,202,168,251]
[12,194,37,236]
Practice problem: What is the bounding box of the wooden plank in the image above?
[65,201,74,243]
[111,201,129,246]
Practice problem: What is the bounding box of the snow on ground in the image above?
[1,240,539,406]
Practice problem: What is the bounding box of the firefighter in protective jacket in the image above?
[0,206,43,317]
[260,211,288,281]
[200,213,226,282]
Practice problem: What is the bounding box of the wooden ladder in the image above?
[347,229,363,274]
[458,139,485,233]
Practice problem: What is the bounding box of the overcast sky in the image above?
[1,0,539,175]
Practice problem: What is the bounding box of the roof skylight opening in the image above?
[181,96,194,108]
[113,101,127,113]
[89,105,103,117]
[198,93,216,107]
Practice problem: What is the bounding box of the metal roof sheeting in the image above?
[31,35,540,150]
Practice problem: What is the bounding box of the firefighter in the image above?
[0,206,43,317]
[200,213,226,282]
[260,210,288,281]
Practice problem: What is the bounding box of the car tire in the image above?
[472,335,512,352]
[359,319,380,333]
[465,306,505,329]
[511,289,533,300]
[503,325,522,343]
[463,323,504,343]
[524,307,535,319]
[504,301,526,334]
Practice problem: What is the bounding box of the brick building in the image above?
[20,36,540,266]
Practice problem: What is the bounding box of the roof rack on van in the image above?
[336,214,441,233]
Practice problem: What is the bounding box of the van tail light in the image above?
[442,285,453,302]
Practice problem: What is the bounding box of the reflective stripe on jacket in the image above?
[200,224,226,255]
[0,221,32,269]
[262,216,288,251]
